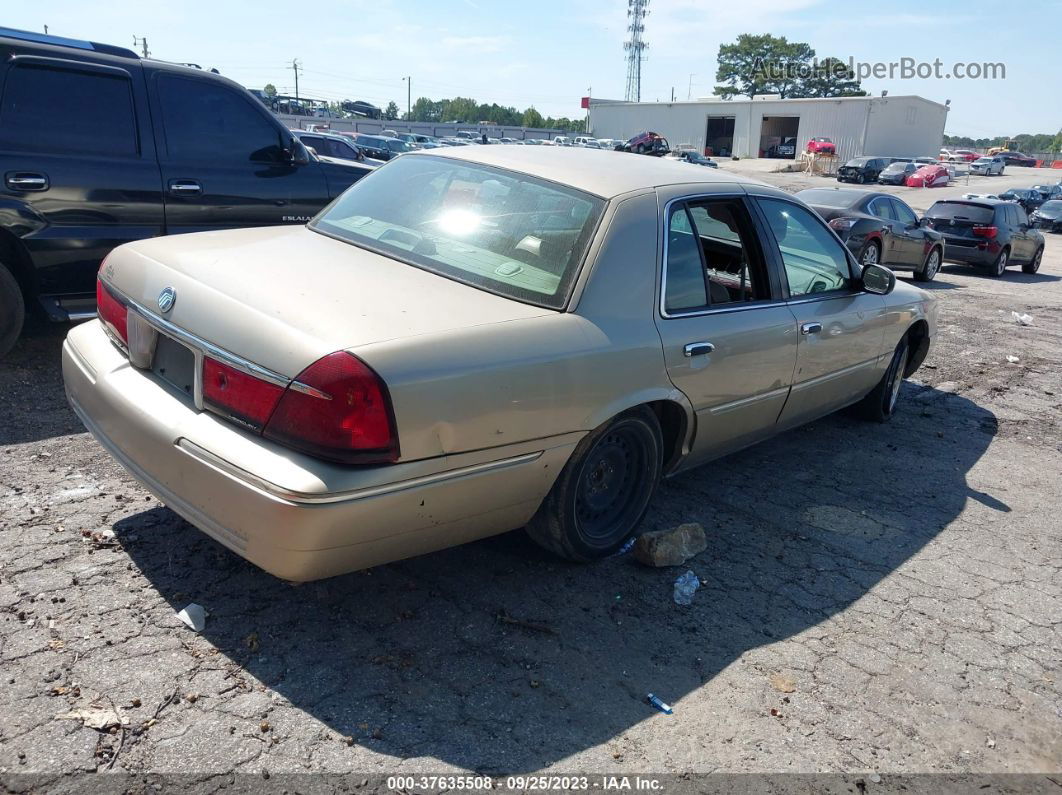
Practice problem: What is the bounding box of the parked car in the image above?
[1030,200,1062,232]
[1031,183,1062,203]
[292,130,367,162]
[806,137,835,155]
[797,188,944,281]
[906,164,951,187]
[997,188,1044,213]
[996,151,1037,167]
[621,131,670,155]
[665,150,718,168]
[940,148,978,162]
[837,157,891,184]
[0,27,374,359]
[877,161,919,185]
[924,199,1044,276]
[380,129,399,138]
[354,135,412,160]
[765,137,797,158]
[64,147,936,581]
[553,136,572,146]
[970,156,1006,176]
[912,157,940,165]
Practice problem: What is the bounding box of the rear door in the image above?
[149,69,330,233]
[865,196,906,265]
[0,53,163,306]
[653,190,798,465]
[753,195,888,429]
[1007,204,1034,261]
[888,198,929,266]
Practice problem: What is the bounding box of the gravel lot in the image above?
[1,163,1060,789]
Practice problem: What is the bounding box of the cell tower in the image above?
[624,0,649,102]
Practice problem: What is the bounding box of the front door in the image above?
[149,71,330,233]
[753,196,888,430]
[654,194,799,465]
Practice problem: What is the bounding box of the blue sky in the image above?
[7,0,1059,136]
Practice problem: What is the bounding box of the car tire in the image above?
[858,240,881,268]
[526,407,663,562]
[1023,246,1044,274]
[0,263,25,360]
[989,248,1009,277]
[855,335,910,423]
[914,247,942,282]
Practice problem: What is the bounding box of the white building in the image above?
[589,95,949,161]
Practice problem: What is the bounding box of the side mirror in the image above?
[918,217,930,228]
[862,263,896,295]
[286,138,311,166]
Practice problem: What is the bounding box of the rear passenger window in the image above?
[664,199,768,314]
[0,63,137,157]
[157,75,284,163]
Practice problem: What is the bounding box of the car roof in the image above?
[405,146,766,199]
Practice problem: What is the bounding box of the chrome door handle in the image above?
[168,179,203,195]
[683,341,715,357]
[5,172,49,191]
[801,322,823,335]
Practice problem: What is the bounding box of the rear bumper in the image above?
[936,236,999,265]
[62,320,577,581]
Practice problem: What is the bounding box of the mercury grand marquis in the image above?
[62,146,937,581]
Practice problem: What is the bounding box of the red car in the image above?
[906,164,950,188]
[806,136,835,155]
[622,131,670,156]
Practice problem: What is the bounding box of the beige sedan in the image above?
[63,147,937,581]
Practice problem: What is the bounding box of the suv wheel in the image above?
[0,264,25,359]
[989,248,1009,277]
[1023,246,1044,274]
[915,247,941,282]
[526,407,662,562]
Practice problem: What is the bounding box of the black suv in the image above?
[837,157,891,184]
[924,199,1045,277]
[0,27,374,357]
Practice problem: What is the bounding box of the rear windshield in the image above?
[926,202,995,223]
[1040,201,1062,212]
[310,155,604,309]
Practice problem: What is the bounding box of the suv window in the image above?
[157,74,284,163]
[759,199,851,296]
[0,63,137,157]
[664,199,767,312]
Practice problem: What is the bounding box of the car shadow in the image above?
[115,384,998,773]
[939,265,1061,284]
[0,317,84,445]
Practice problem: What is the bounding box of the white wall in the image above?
[588,96,948,161]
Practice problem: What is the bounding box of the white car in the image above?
[971,156,1005,176]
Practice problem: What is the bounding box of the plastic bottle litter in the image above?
[1006,355,1020,364]
[1012,312,1034,326]
[647,693,673,715]
[673,571,700,605]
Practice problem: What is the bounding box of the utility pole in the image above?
[687,73,695,100]
[291,59,302,103]
[586,85,591,133]
[43,25,48,34]
[670,86,675,102]
[402,76,411,118]
[133,35,150,58]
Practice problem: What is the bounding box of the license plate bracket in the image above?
[151,335,196,399]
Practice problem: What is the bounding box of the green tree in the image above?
[793,57,866,98]
[263,83,277,98]
[714,34,815,99]
[384,101,400,121]
[522,107,544,128]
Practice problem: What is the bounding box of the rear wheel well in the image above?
[903,319,930,377]
[646,400,688,473]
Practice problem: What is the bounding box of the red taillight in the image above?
[96,277,128,344]
[263,352,398,464]
[972,226,998,239]
[203,357,285,430]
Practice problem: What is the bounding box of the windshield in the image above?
[844,158,871,167]
[310,155,604,310]
[883,162,909,172]
[1040,201,1062,213]
[926,202,994,223]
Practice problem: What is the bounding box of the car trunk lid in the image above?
[101,225,553,379]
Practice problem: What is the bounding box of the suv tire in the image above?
[1022,246,1044,274]
[0,264,25,359]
